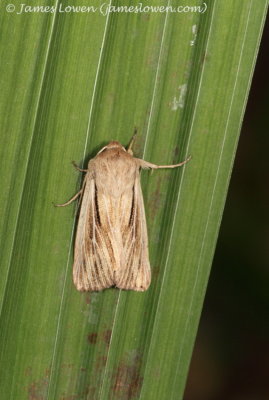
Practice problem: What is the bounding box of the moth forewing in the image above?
[115,169,151,291]
[56,140,190,292]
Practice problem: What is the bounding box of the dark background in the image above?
[184,15,269,400]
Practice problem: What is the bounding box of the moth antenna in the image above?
[72,161,88,172]
[127,128,138,154]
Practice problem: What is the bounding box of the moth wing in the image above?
[116,170,151,291]
[73,174,115,291]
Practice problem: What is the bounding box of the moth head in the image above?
[97,141,126,154]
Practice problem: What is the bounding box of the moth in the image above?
[56,136,190,292]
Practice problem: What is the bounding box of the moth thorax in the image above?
[106,141,125,150]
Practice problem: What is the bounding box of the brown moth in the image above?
[56,136,190,292]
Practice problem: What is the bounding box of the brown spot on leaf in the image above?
[148,176,163,219]
[200,51,210,65]
[111,354,143,399]
[96,355,108,370]
[102,329,112,347]
[27,376,48,400]
[141,13,150,21]
[85,294,91,305]
[173,145,180,158]
[85,386,96,398]
[61,363,74,369]
[87,332,98,344]
[24,366,33,377]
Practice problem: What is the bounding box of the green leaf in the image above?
[0,0,267,399]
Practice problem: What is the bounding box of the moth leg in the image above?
[127,128,138,155]
[54,190,83,207]
[55,173,88,207]
[138,155,191,169]
[72,161,88,172]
